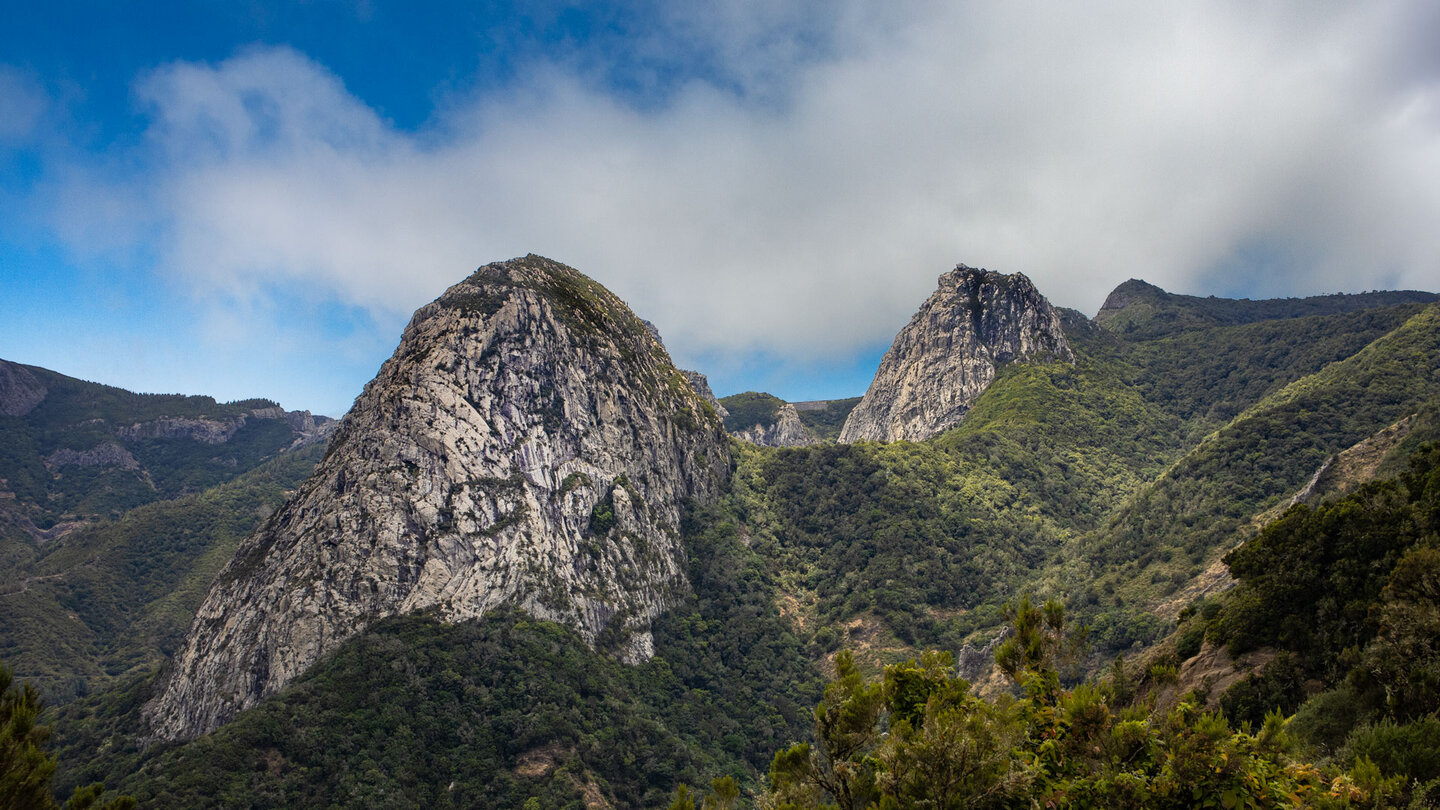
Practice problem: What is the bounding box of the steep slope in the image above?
[840,265,1073,443]
[144,255,731,742]
[1081,304,1440,602]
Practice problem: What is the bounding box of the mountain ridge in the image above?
[1095,278,1439,339]
[10,256,1440,807]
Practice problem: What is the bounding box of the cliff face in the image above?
[144,255,731,742]
[114,408,335,448]
[839,265,1072,443]
[682,370,729,420]
[732,403,821,447]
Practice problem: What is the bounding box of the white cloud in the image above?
[39,1,1440,385]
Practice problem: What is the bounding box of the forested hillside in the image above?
[0,360,331,532]
[8,277,1440,808]
[1,445,326,703]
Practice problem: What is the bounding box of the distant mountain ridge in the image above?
[0,358,334,538]
[1095,278,1439,339]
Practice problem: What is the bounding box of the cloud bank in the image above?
[32,1,1440,399]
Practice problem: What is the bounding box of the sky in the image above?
[3,1,1440,417]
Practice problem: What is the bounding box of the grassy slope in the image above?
[1,445,324,703]
[1078,305,1440,606]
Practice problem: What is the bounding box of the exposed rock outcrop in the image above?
[0,360,47,417]
[116,417,241,445]
[115,408,336,448]
[45,443,140,471]
[682,370,728,420]
[144,255,730,742]
[839,265,1073,443]
[956,627,1010,682]
[732,403,820,447]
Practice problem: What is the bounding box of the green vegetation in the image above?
[719,392,785,433]
[15,284,1440,808]
[0,361,320,527]
[51,492,822,808]
[790,398,862,442]
[1082,306,1440,605]
[762,600,1409,809]
[704,302,1440,666]
[0,445,324,703]
[1095,278,1437,339]
[727,344,1190,657]
[1124,441,1440,805]
[96,613,738,808]
[1123,304,1429,427]
[719,393,862,440]
[1,661,132,809]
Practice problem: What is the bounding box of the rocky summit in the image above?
[144,255,731,742]
[839,265,1073,443]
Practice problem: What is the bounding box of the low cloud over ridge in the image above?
[30,1,1440,398]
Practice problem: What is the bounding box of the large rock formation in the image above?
[732,403,821,447]
[839,265,1072,443]
[145,255,731,742]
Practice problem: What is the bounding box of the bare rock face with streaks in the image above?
[839,265,1073,443]
[145,255,731,742]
